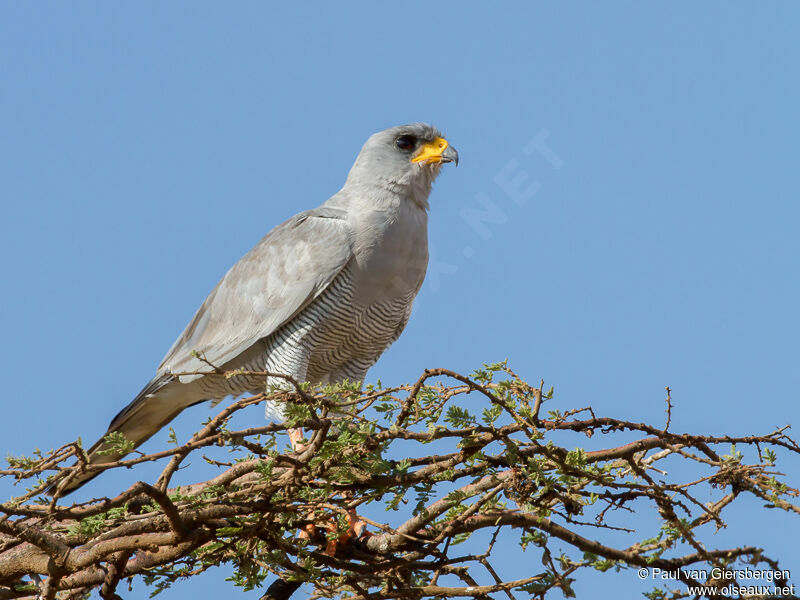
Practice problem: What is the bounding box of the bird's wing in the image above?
[158,206,353,382]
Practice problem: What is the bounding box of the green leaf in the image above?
[96,431,135,456]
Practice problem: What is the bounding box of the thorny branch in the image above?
[1,364,798,599]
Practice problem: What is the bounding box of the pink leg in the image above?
[289,433,370,553]
[288,427,306,452]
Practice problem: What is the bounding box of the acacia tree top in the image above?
[1,364,798,600]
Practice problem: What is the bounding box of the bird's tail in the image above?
[49,375,188,496]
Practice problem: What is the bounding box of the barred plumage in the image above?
[196,261,415,419]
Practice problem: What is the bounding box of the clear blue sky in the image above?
[2,3,798,598]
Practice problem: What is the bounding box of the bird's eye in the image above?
[395,135,416,151]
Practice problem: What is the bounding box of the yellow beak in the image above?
[411,137,459,166]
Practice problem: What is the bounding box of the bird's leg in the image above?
[322,490,371,555]
[288,427,307,453]
[322,506,371,555]
[292,426,319,545]
[288,421,369,553]
[348,508,369,539]
[342,489,370,540]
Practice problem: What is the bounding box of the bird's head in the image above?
[345,123,458,207]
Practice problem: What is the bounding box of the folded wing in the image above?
[159,206,353,382]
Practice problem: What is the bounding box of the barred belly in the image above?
[195,263,416,420]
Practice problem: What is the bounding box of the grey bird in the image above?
[55,123,457,495]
